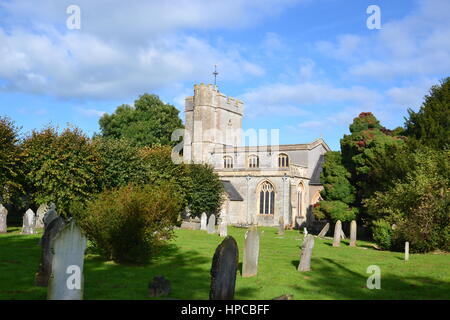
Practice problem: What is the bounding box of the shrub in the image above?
[74,183,182,264]
[371,219,393,250]
[313,200,358,222]
[187,164,225,218]
[365,148,450,252]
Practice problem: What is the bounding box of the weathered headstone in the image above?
[207,214,216,234]
[200,212,207,231]
[242,228,259,277]
[35,203,49,229]
[303,227,308,236]
[349,220,357,247]
[35,216,66,286]
[278,216,285,235]
[317,223,329,238]
[0,204,8,233]
[21,209,37,234]
[209,236,239,300]
[219,220,228,237]
[298,234,315,271]
[43,208,58,228]
[47,220,87,300]
[148,276,171,297]
[332,220,342,247]
[405,242,409,261]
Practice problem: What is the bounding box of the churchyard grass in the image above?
[0,226,449,300]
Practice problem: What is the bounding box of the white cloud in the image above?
[77,108,107,117]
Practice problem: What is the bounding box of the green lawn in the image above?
[0,226,449,300]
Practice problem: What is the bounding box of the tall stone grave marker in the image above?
[405,242,409,261]
[35,216,66,286]
[298,234,315,272]
[22,209,37,234]
[35,203,49,229]
[278,216,285,235]
[349,220,357,247]
[0,204,7,233]
[317,223,329,238]
[242,228,259,277]
[207,214,216,234]
[201,212,208,231]
[47,220,87,300]
[332,220,342,247]
[209,236,239,300]
[219,220,228,237]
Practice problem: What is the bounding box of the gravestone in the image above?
[35,203,49,229]
[43,208,58,228]
[242,228,260,277]
[207,214,216,234]
[0,204,8,233]
[405,242,409,261]
[350,220,357,247]
[35,216,66,286]
[47,220,87,300]
[200,212,207,231]
[332,220,342,247]
[21,209,37,234]
[209,236,239,300]
[278,216,285,235]
[148,276,171,297]
[303,227,308,236]
[219,220,228,237]
[298,234,315,272]
[317,223,329,238]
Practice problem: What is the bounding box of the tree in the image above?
[0,117,22,202]
[187,164,225,218]
[99,93,184,147]
[314,151,358,222]
[94,137,146,191]
[404,77,450,150]
[365,147,450,252]
[340,112,405,218]
[21,126,101,216]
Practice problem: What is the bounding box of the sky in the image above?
[0,0,449,151]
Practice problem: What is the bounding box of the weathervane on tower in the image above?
[213,64,218,87]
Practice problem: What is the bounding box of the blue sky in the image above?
[1,0,449,150]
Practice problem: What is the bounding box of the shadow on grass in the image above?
[292,257,450,299]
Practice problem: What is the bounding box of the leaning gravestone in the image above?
[0,204,8,233]
[47,220,87,300]
[219,220,228,237]
[209,236,239,300]
[21,209,37,234]
[35,216,66,286]
[332,220,342,247]
[298,234,315,272]
[317,223,329,238]
[349,220,357,247]
[207,214,216,234]
[35,203,49,229]
[242,228,259,277]
[278,216,285,235]
[201,212,208,231]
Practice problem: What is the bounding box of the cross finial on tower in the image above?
[213,64,219,87]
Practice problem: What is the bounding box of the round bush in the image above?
[74,183,182,264]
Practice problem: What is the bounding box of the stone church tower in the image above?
[183,83,244,164]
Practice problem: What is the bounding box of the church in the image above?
[183,83,330,228]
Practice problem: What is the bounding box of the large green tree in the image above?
[0,117,22,202]
[99,93,184,147]
[21,126,101,216]
[404,77,450,150]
